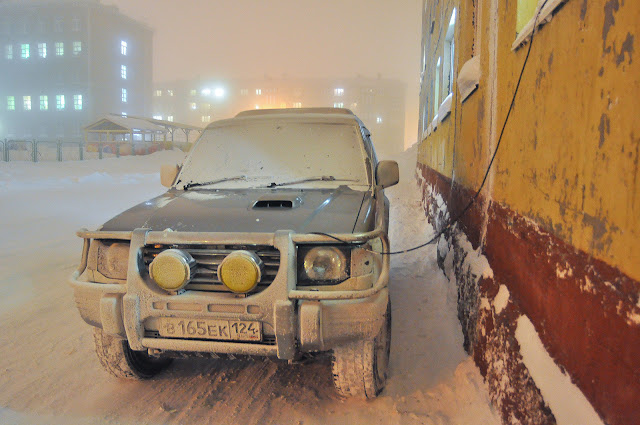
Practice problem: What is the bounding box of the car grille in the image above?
[142,244,281,294]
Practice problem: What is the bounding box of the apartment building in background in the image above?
[0,0,152,141]
[152,76,406,156]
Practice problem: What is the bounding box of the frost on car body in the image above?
[69,108,399,398]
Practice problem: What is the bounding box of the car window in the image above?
[177,119,370,189]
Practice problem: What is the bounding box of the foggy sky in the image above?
[105,0,422,147]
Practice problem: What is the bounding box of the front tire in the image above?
[331,301,391,399]
[93,327,172,379]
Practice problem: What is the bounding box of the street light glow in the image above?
[201,88,211,96]
[214,87,225,98]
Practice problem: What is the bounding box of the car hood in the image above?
[99,186,374,234]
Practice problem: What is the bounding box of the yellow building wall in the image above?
[419,0,640,283]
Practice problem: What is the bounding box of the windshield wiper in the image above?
[263,176,358,188]
[182,175,247,190]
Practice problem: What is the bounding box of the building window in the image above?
[121,65,127,79]
[293,102,302,108]
[54,17,63,32]
[376,117,383,124]
[73,94,82,110]
[256,89,262,95]
[434,57,441,118]
[121,112,127,117]
[7,96,15,111]
[517,0,538,34]
[5,44,12,60]
[21,44,30,59]
[121,88,127,103]
[38,42,47,58]
[240,89,248,96]
[40,95,48,110]
[153,115,162,120]
[154,89,162,97]
[72,41,81,55]
[167,89,174,96]
[444,9,457,95]
[189,102,197,110]
[71,18,80,32]
[333,102,344,108]
[334,88,344,96]
[167,115,174,122]
[190,89,197,96]
[23,96,31,110]
[56,95,65,110]
[120,40,127,55]
[201,115,211,123]
[55,42,64,56]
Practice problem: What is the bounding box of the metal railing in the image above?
[0,139,190,162]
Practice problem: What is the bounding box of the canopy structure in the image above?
[83,115,204,144]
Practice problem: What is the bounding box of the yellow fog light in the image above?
[149,249,196,291]
[218,251,263,293]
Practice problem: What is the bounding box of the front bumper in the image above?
[70,218,390,360]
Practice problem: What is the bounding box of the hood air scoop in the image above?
[252,194,303,209]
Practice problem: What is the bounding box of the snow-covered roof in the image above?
[84,116,167,133]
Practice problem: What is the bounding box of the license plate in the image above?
[158,318,262,342]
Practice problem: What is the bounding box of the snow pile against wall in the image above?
[515,316,604,425]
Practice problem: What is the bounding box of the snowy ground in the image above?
[0,148,499,425]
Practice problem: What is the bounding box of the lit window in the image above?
[55,42,64,56]
[334,88,344,96]
[5,44,12,59]
[71,18,80,32]
[121,65,127,79]
[154,89,162,97]
[376,117,383,124]
[23,96,31,110]
[517,0,537,34]
[167,89,174,96]
[72,41,81,55]
[444,9,457,95]
[201,115,211,123]
[153,115,162,120]
[121,112,127,117]
[7,96,15,111]
[434,57,441,118]
[201,88,211,96]
[333,102,344,108]
[240,89,248,96]
[54,18,63,32]
[189,102,197,110]
[40,95,48,110]
[38,43,46,58]
[56,95,65,110]
[203,103,211,110]
[73,94,82,110]
[121,88,127,103]
[167,115,174,122]
[120,40,127,55]
[293,102,302,108]
[256,89,262,95]
[190,89,197,96]
[214,88,224,98]
[21,44,29,59]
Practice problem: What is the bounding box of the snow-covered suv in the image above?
[70,108,398,398]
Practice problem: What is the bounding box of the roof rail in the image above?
[235,107,354,118]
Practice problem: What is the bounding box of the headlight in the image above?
[218,250,263,293]
[95,241,130,281]
[297,246,350,285]
[149,249,196,291]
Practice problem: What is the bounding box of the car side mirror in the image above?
[160,164,180,187]
[376,160,399,189]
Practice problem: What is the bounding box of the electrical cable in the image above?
[312,0,550,255]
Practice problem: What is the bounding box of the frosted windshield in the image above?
[177,120,370,189]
